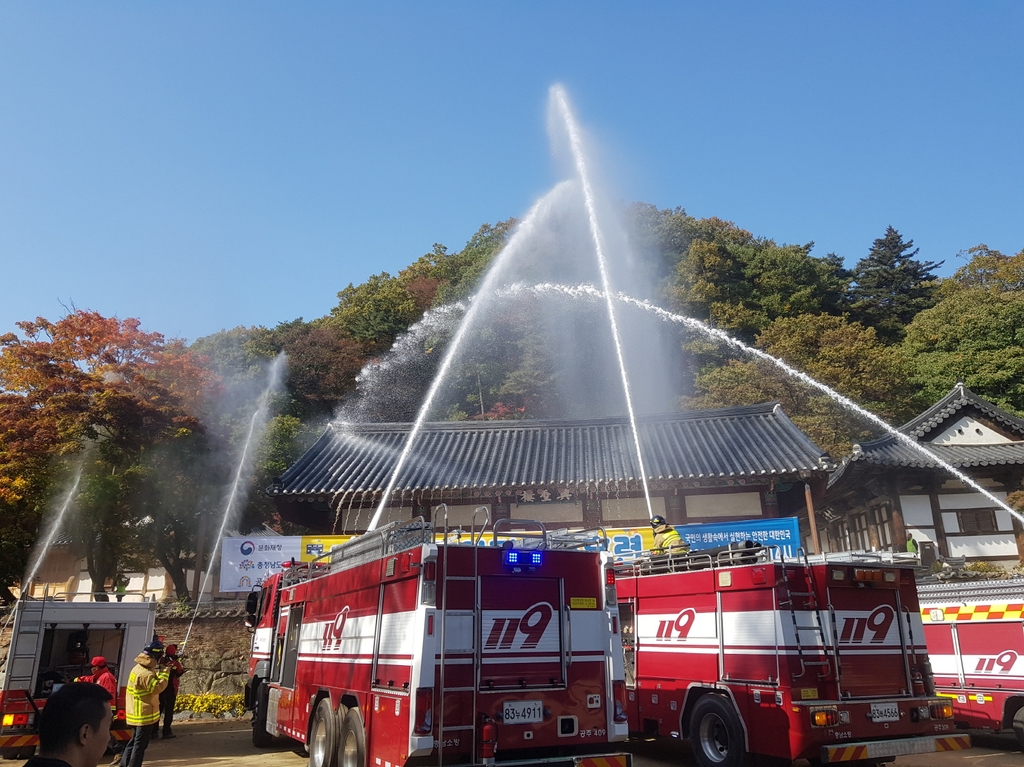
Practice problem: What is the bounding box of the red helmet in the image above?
[91,656,107,668]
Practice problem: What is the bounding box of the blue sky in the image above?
[2,2,1022,343]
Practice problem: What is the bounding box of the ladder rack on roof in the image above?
[623,542,771,576]
[797,550,921,567]
[283,518,433,586]
[917,576,1024,604]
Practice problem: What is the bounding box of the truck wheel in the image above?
[339,708,366,767]
[689,694,747,767]
[309,699,338,767]
[1013,705,1024,751]
[252,683,274,748]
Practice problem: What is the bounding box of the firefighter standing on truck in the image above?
[120,641,169,767]
[650,515,689,554]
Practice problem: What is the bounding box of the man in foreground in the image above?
[22,682,112,767]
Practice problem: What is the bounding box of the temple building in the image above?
[268,403,835,550]
[823,383,1024,566]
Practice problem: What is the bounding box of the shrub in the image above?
[174,693,245,716]
[963,561,1006,577]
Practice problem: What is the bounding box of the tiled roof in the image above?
[271,403,834,498]
[899,381,1024,439]
[844,439,1024,470]
[827,384,1024,489]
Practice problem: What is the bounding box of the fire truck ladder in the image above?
[436,504,491,767]
[779,551,836,682]
[2,586,49,695]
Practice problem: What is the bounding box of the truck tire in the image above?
[1013,705,1024,751]
[339,708,366,767]
[689,694,748,767]
[309,698,338,767]
[252,683,274,748]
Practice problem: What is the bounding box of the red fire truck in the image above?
[243,515,632,767]
[0,591,157,759]
[615,545,970,767]
[919,576,1024,749]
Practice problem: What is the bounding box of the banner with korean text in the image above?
[603,516,801,561]
[219,535,353,592]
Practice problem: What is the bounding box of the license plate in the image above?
[869,702,900,722]
[503,700,543,724]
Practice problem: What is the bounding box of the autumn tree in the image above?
[848,226,942,343]
[0,311,215,599]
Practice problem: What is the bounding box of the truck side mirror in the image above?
[245,591,259,629]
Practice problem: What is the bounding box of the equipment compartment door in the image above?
[479,576,563,688]
[957,621,1024,688]
[830,588,909,698]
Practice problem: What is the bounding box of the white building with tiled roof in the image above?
[824,383,1024,567]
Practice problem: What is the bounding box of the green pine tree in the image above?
[849,226,942,343]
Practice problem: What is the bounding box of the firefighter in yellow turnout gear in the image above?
[650,515,690,555]
[121,640,170,767]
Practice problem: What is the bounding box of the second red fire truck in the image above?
[616,544,970,767]
[919,576,1024,749]
[244,514,631,767]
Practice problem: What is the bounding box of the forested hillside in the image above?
[2,202,1022,601]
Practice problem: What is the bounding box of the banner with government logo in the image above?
[219,535,354,592]
[220,536,302,592]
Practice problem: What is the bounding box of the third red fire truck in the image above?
[244,513,631,767]
[919,576,1024,749]
[616,544,970,767]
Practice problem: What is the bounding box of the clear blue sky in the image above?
[2,2,1022,342]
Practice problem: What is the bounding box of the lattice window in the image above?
[957,509,997,534]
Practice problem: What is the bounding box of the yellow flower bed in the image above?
[174,693,245,717]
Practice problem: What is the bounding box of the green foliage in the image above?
[849,226,942,343]
[647,205,851,342]
[404,220,517,305]
[687,314,921,455]
[942,244,1024,295]
[902,287,1024,414]
[330,272,421,346]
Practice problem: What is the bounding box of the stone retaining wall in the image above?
[154,602,252,698]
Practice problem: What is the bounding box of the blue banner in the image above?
[678,517,801,557]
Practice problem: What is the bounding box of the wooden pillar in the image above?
[890,485,908,550]
[805,482,821,555]
[866,506,882,551]
[927,479,949,558]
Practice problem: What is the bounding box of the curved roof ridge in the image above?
[898,383,1024,438]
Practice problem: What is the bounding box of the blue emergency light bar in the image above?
[504,549,543,567]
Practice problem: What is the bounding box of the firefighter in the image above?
[121,641,169,767]
[75,656,117,700]
[23,682,113,767]
[154,645,184,739]
[906,533,918,554]
[650,515,689,555]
